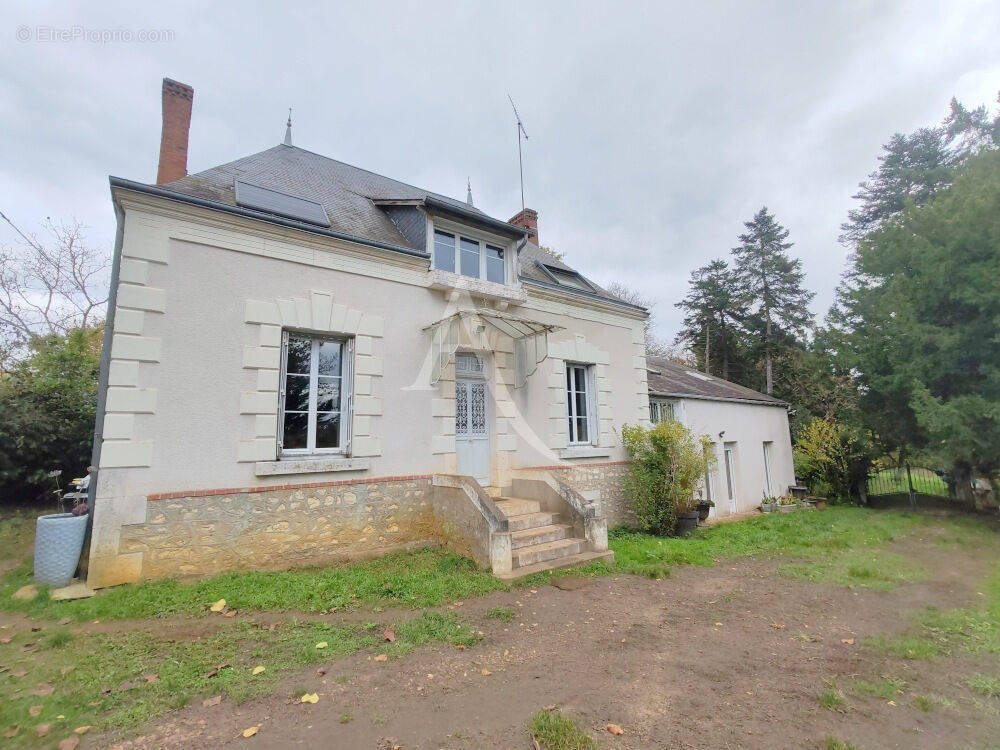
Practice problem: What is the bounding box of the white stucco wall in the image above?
[89,190,650,584]
[673,397,795,515]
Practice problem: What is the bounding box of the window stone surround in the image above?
[240,290,384,463]
[546,335,614,451]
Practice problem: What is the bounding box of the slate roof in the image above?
[646,356,786,406]
[138,143,632,308]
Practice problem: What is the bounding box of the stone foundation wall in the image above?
[523,462,634,528]
[119,476,437,579]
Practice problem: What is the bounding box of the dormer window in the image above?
[433,229,507,284]
[538,263,595,292]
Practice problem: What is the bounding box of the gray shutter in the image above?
[343,337,355,455]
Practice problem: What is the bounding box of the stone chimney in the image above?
[509,208,538,245]
[156,78,194,184]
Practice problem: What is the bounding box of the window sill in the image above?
[427,269,527,304]
[559,446,612,460]
[255,457,371,477]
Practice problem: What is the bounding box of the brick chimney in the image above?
[509,208,538,245]
[156,78,194,184]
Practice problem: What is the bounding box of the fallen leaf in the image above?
[481,669,492,676]
[531,738,541,750]
[606,723,625,736]
[223,610,236,618]
[73,726,92,735]
[315,641,328,649]
[36,724,51,737]
[0,637,10,644]
[241,725,260,738]
[455,644,466,651]
[373,654,388,662]
[542,704,557,711]
[31,684,55,697]
[202,695,222,708]
[58,736,80,750]
[11,669,27,678]
[383,625,396,643]
[300,692,319,704]
[887,700,897,706]
[30,626,41,632]
[100,687,112,695]
[3,725,18,738]
[116,680,135,692]
[771,623,786,630]
[58,618,72,626]
[316,667,327,676]
[714,622,723,627]
[143,673,159,684]
[251,665,266,675]
[60,666,75,676]
[841,638,855,646]
[29,706,42,717]
[209,599,227,613]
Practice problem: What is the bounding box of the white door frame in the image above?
[455,353,491,485]
[724,444,738,514]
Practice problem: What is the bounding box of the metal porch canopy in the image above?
[423,310,563,387]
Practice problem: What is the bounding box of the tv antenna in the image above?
[508,94,529,209]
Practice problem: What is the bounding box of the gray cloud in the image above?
[1,1,997,341]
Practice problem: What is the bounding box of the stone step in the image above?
[482,486,503,498]
[493,497,542,517]
[510,523,573,550]
[513,537,586,568]
[505,511,559,532]
[496,550,616,581]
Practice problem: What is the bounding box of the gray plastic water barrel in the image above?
[33,513,88,588]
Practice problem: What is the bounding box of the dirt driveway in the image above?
[110,533,999,750]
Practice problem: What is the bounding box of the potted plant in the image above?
[622,421,716,538]
[760,496,779,513]
[695,489,715,522]
[777,495,799,513]
[34,470,90,589]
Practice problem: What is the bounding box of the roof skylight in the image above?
[234,181,330,227]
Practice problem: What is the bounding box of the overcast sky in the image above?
[1,1,998,341]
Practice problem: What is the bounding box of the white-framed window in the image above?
[279,332,353,455]
[433,229,507,284]
[649,398,679,424]
[762,441,773,496]
[566,362,597,445]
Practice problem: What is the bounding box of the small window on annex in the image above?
[279,332,353,455]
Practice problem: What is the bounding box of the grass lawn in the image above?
[0,611,477,748]
[0,507,976,622]
[528,709,599,750]
[0,506,993,747]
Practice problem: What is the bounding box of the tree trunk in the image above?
[704,320,710,374]
[764,310,773,395]
[721,319,729,380]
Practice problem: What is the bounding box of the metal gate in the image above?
[865,463,964,510]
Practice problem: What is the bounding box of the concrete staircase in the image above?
[493,496,614,580]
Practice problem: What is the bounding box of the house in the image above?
[646,356,796,517]
[85,79,652,587]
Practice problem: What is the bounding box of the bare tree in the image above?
[0,215,110,359]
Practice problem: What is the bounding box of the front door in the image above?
[455,364,490,485]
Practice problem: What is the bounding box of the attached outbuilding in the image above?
[646,356,795,517]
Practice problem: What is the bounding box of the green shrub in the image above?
[622,420,714,536]
[0,325,102,505]
[793,417,873,502]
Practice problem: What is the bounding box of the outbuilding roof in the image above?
[646,356,786,406]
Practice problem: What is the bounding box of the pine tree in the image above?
[731,208,814,394]
[674,260,746,379]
